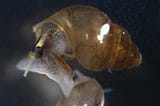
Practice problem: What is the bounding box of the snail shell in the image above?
[56,76,104,106]
[33,5,142,71]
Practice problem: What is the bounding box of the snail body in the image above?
[33,5,142,71]
[16,53,74,97]
[16,5,142,104]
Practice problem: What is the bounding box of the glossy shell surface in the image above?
[33,5,142,71]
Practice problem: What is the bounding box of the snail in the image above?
[16,3,142,97]
[31,5,142,72]
[56,71,104,106]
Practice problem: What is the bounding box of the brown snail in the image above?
[17,5,142,100]
[32,5,142,72]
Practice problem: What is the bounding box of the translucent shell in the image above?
[105,24,142,70]
[33,5,142,71]
[56,76,104,106]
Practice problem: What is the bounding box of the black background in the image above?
[0,0,160,106]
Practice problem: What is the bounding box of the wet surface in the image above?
[0,0,159,106]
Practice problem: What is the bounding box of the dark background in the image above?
[0,0,160,106]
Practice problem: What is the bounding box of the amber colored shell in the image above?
[106,24,142,70]
[33,5,142,71]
